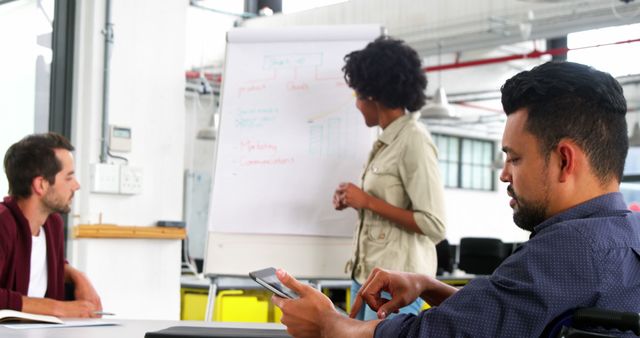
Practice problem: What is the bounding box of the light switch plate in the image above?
[120,165,143,195]
[90,163,120,194]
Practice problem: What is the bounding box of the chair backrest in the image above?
[436,239,453,275]
[458,237,506,275]
[544,307,640,337]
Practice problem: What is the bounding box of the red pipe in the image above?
[424,38,640,72]
[185,38,640,80]
[455,102,504,113]
[185,70,222,83]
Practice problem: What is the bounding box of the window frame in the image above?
[49,0,75,138]
[49,0,75,250]
[433,133,497,192]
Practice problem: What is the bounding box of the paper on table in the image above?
[0,309,62,324]
[3,320,118,330]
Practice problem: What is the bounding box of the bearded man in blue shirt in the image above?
[271,61,640,337]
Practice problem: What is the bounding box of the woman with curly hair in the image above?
[333,36,447,320]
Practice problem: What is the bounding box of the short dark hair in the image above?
[501,61,628,183]
[3,132,74,198]
[342,36,427,112]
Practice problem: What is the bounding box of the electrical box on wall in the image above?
[90,163,120,194]
[90,163,143,195]
[109,125,132,152]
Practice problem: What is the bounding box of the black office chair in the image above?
[544,307,640,337]
[458,237,507,275]
[436,239,454,275]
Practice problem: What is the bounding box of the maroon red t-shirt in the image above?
[0,196,66,310]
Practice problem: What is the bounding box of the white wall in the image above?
[184,94,218,173]
[443,180,529,245]
[72,0,186,226]
[70,0,187,320]
[183,2,242,174]
[183,94,218,259]
[185,2,242,69]
[73,238,182,320]
[0,1,41,195]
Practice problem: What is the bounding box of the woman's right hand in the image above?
[333,183,349,210]
[334,182,371,211]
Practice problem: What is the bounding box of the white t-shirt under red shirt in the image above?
[28,227,48,298]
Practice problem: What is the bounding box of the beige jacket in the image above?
[346,114,447,283]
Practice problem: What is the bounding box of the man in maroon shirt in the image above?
[0,132,102,317]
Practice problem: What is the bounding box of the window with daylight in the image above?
[432,134,496,191]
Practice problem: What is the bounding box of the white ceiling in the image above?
[245,0,640,57]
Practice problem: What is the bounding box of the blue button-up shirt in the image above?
[375,193,640,337]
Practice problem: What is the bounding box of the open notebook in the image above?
[0,310,117,330]
[0,310,63,324]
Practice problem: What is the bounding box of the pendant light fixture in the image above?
[421,42,459,119]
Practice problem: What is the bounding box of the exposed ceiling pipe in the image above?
[184,38,640,116]
[455,102,504,114]
[186,38,640,81]
[424,38,640,72]
[100,0,114,163]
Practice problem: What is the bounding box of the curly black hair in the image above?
[501,61,628,184]
[4,132,74,198]
[342,36,427,112]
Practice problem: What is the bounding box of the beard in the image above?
[42,190,72,214]
[508,185,548,232]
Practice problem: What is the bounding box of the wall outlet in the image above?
[90,163,120,194]
[120,165,143,195]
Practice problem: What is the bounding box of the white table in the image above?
[0,319,287,338]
